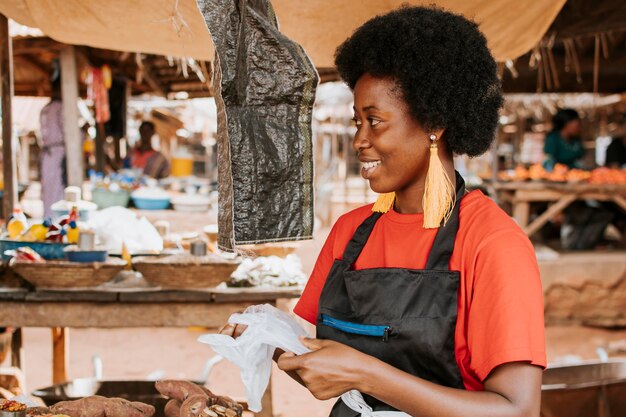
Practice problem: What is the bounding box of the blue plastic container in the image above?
[65,250,108,263]
[131,196,171,210]
[91,189,131,209]
[1,239,69,261]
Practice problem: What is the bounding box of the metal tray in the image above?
[541,360,626,417]
[32,379,172,417]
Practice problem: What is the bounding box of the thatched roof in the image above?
[12,34,212,98]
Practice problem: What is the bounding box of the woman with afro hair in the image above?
[222,6,546,417]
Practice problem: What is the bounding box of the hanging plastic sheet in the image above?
[197,0,318,250]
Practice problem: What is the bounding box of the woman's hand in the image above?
[277,337,372,400]
[217,322,247,338]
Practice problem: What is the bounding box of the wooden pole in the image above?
[10,328,23,370]
[0,14,18,220]
[95,122,106,173]
[51,327,68,384]
[60,45,83,187]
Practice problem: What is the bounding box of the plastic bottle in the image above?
[46,228,66,243]
[21,218,51,242]
[7,207,29,239]
[68,206,79,223]
[66,220,80,244]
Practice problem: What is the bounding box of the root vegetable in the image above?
[156,380,242,417]
[179,395,207,417]
[164,400,181,417]
[155,380,205,403]
[50,395,154,417]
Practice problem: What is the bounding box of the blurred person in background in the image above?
[605,135,626,168]
[543,108,585,170]
[39,71,67,218]
[131,121,170,179]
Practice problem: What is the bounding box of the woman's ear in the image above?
[431,129,445,141]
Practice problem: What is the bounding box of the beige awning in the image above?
[0,0,566,66]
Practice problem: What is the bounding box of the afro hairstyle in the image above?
[334,6,503,157]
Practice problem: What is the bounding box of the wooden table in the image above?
[0,286,302,417]
[492,181,626,238]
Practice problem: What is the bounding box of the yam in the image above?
[155,380,205,402]
[179,395,207,417]
[163,399,182,417]
[50,395,154,417]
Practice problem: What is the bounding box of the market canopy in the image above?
[0,0,566,67]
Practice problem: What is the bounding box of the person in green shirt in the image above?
[543,108,585,169]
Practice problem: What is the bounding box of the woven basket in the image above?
[11,259,127,289]
[133,255,239,289]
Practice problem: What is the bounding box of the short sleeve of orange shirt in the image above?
[294,190,546,391]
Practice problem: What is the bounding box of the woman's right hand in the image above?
[217,322,248,338]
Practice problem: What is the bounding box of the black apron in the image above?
[316,173,466,416]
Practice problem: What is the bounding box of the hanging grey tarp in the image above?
[197,0,318,251]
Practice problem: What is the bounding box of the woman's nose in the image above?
[353,129,370,153]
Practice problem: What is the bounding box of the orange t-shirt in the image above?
[294,190,546,391]
[132,149,156,169]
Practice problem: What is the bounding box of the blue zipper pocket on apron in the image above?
[320,314,392,342]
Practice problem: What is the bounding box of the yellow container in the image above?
[171,157,194,177]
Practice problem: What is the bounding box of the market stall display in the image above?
[89,173,137,209]
[496,165,626,184]
[10,258,126,289]
[170,195,211,213]
[50,187,97,221]
[493,180,626,238]
[228,255,306,288]
[26,396,154,417]
[0,398,27,414]
[0,208,88,261]
[155,380,242,417]
[132,254,239,289]
[131,188,171,211]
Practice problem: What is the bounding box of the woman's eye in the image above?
[368,118,380,127]
[351,117,362,127]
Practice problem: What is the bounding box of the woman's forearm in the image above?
[356,356,541,417]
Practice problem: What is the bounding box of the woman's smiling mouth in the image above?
[361,160,381,179]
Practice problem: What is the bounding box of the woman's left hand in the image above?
[277,337,372,400]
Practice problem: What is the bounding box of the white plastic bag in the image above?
[197,304,409,416]
[86,206,163,254]
[197,304,309,412]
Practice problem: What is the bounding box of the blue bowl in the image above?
[65,250,108,263]
[131,196,171,210]
[1,239,69,261]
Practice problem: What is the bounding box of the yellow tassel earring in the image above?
[372,191,395,213]
[422,134,455,228]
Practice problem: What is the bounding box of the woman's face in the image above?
[352,74,432,194]
[562,119,581,139]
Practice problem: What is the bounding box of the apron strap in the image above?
[341,212,383,266]
[341,172,466,270]
[424,171,466,270]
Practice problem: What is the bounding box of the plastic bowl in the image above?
[131,196,171,210]
[91,188,131,209]
[65,250,108,263]
[171,195,211,212]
